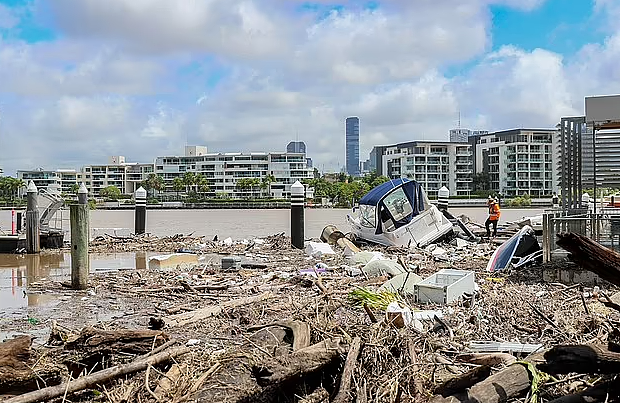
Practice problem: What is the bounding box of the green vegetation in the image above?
[99,185,122,200]
[0,176,26,206]
[505,193,531,207]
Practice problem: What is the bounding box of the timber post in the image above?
[70,183,89,290]
[25,181,40,254]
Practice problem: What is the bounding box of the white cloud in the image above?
[3,0,620,177]
[0,4,19,29]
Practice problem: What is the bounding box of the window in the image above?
[359,205,376,228]
[383,189,413,222]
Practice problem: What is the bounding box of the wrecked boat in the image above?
[486,225,542,272]
[347,178,453,248]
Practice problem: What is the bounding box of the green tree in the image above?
[182,172,197,194]
[100,185,121,200]
[195,174,210,198]
[70,183,80,194]
[172,177,185,198]
[145,174,165,198]
[260,174,276,198]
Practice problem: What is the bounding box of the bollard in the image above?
[16,212,23,233]
[582,192,591,210]
[290,181,305,249]
[11,209,15,235]
[552,193,559,209]
[70,183,89,290]
[437,186,449,212]
[135,186,147,235]
[25,181,40,254]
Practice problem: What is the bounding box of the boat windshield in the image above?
[359,205,376,228]
[383,188,413,222]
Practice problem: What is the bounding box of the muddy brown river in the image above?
[0,207,543,311]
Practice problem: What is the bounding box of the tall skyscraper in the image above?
[286,141,306,154]
[345,117,360,176]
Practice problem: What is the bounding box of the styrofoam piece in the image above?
[148,253,199,270]
[414,269,475,305]
[348,251,384,265]
[412,310,443,320]
[386,302,413,328]
[223,237,233,246]
[362,260,405,278]
[379,272,423,295]
[305,242,336,258]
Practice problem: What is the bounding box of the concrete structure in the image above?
[287,141,306,154]
[155,146,313,199]
[345,117,360,176]
[470,129,558,197]
[373,141,474,196]
[449,129,489,142]
[17,169,80,195]
[18,157,155,197]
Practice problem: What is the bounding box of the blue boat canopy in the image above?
[358,178,427,234]
[359,178,411,206]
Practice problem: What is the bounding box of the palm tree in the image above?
[260,174,276,198]
[145,174,165,198]
[172,177,185,199]
[70,183,80,194]
[9,178,25,202]
[182,172,197,194]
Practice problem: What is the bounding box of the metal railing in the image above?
[542,208,620,262]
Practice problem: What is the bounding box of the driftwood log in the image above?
[253,338,346,387]
[434,366,492,397]
[539,345,620,374]
[65,327,169,355]
[429,363,531,403]
[0,336,62,396]
[163,292,274,327]
[556,233,620,286]
[3,346,190,403]
[333,337,362,403]
[247,320,311,351]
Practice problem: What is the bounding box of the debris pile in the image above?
[2,231,620,402]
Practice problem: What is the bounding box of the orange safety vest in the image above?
[488,203,501,220]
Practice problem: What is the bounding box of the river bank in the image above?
[0,231,617,402]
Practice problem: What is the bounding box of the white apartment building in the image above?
[17,169,80,195]
[155,146,313,198]
[18,157,155,197]
[374,141,474,196]
[81,156,154,196]
[471,129,558,197]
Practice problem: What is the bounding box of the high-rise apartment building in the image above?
[470,129,558,196]
[155,146,313,199]
[345,117,360,176]
[286,141,306,154]
[371,141,473,196]
[450,128,489,142]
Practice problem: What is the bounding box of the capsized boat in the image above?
[347,178,453,248]
[486,225,542,272]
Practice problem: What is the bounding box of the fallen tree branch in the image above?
[556,233,620,287]
[3,346,190,403]
[539,344,620,374]
[163,292,274,328]
[333,337,362,403]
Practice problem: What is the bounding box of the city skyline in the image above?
[1,1,620,176]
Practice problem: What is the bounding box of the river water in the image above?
[0,207,543,310]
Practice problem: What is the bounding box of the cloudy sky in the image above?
[0,0,619,175]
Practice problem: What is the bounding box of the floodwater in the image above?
[0,207,544,310]
[0,252,151,311]
[0,207,545,239]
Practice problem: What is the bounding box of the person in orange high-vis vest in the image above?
[485,198,501,238]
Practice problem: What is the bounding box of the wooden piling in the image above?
[70,183,89,290]
[25,181,40,254]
